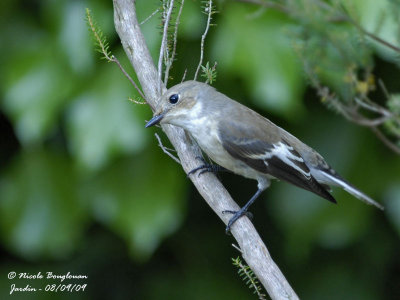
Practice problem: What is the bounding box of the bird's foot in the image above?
[222,209,254,234]
[187,156,228,178]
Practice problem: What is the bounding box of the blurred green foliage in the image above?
[0,0,399,299]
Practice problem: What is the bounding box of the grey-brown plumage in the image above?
[217,114,335,203]
[146,81,383,232]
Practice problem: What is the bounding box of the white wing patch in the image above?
[247,142,311,178]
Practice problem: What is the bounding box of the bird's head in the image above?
[145,81,213,129]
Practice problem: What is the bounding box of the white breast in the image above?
[171,102,267,183]
[189,119,263,182]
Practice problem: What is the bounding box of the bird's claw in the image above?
[187,160,227,178]
[222,209,253,234]
[187,164,221,177]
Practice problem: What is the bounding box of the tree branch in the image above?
[164,0,185,85]
[158,0,174,91]
[154,133,181,164]
[370,127,400,155]
[113,1,298,299]
[194,0,213,81]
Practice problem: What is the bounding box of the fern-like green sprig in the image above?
[201,0,217,17]
[201,61,217,84]
[232,257,266,300]
[85,8,112,61]
[85,8,146,100]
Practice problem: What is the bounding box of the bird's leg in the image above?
[222,188,264,234]
[187,156,230,177]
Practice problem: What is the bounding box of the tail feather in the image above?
[311,170,384,210]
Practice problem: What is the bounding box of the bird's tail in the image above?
[312,170,384,210]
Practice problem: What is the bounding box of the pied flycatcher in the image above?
[145,81,383,233]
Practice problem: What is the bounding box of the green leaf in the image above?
[84,150,187,261]
[2,46,74,145]
[61,2,95,73]
[0,150,87,260]
[179,0,205,39]
[66,55,149,171]
[211,4,305,116]
[343,0,400,60]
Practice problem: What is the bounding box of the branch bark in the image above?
[113,1,299,299]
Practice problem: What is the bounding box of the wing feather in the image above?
[218,120,336,203]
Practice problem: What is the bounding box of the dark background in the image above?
[1,0,400,299]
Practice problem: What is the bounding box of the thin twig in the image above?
[128,97,147,104]
[111,56,146,99]
[232,243,244,254]
[378,79,391,100]
[86,8,146,100]
[181,69,187,83]
[155,133,181,163]
[235,0,289,14]
[194,0,213,81]
[370,127,400,154]
[158,0,175,91]
[302,57,400,154]
[139,8,160,25]
[164,0,185,85]
[246,6,267,20]
[309,0,400,53]
[354,97,392,117]
[238,0,400,54]
[345,114,390,127]
[350,19,400,53]
[377,80,400,128]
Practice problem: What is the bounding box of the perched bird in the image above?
[145,81,383,232]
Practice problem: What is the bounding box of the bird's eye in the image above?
[169,94,179,104]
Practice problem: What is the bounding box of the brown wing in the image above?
[218,119,336,203]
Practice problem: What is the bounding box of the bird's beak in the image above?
[145,112,165,128]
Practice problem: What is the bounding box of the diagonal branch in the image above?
[158,0,175,91]
[237,0,400,54]
[164,0,185,85]
[155,133,181,164]
[113,1,299,299]
[370,127,400,155]
[194,0,214,81]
